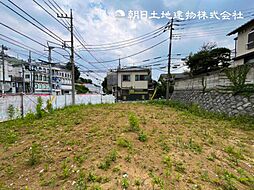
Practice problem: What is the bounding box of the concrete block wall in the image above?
[171,90,254,116]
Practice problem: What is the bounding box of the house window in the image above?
[25,74,30,79]
[135,75,148,81]
[247,29,254,50]
[122,75,130,82]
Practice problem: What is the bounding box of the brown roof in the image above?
[227,19,254,36]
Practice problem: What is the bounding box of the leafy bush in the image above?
[98,150,117,170]
[224,64,253,95]
[128,113,140,132]
[36,97,44,118]
[138,131,148,142]
[75,85,89,94]
[121,178,130,189]
[117,138,132,149]
[7,104,15,120]
[75,171,87,190]
[27,143,41,166]
[46,99,53,113]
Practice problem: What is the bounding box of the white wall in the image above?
[174,67,254,91]
[237,25,254,57]
[118,72,148,89]
[0,94,115,122]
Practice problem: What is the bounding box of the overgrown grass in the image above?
[148,100,254,130]
[98,150,117,171]
[0,104,113,146]
[0,102,253,189]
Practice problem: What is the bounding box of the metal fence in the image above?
[0,94,115,122]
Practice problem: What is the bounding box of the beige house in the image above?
[107,67,154,101]
[228,19,254,66]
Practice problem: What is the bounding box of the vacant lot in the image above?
[0,103,253,190]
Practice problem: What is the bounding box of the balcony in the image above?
[247,41,254,50]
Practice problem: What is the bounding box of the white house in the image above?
[228,19,254,66]
[107,67,154,101]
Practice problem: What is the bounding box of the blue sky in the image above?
[0,0,254,84]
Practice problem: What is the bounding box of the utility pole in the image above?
[28,50,34,93]
[21,64,25,118]
[22,64,25,93]
[116,58,121,102]
[166,18,174,101]
[48,46,54,95]
[58,9,75,105]
[1,45,8,95]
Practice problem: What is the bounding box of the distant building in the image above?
[0,55,72,95]
[84,83,101,94]
[107,67,154,101]
[228,19,254,66]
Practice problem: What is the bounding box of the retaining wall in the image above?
[171,90,254,116]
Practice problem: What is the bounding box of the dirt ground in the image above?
[0,103,253,190]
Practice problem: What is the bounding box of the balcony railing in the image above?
[247,41,254,50]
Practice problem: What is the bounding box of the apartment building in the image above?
[0,56,72,95]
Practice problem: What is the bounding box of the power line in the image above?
[32,0,69,31]
[0,1,64,46]
[81,30,167,52]
[0,22,47,48]
[89,37,169,64]
[41,1,109,69]
[85,23,169,47]
[0,33,48,59]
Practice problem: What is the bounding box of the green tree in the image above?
[66,62,80,82]
[186,43,231,76]
[154,77,174,99]
[75,85,89,94]
[78,77,92,84]
[102,77,111,94]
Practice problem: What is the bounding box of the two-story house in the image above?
[107,67,154,101]
[228,19,254,66]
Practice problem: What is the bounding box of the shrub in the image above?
[117,138,132,148]
[138,131,148,142]
[128,113,140,132]
[7,104,15,120]
[36,97,44,118]
[121,178,130,189]
[27,143,41,166]
[75,171,87,190]
[98,150,117,170]
[46,99,53,113]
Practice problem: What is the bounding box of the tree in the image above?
[75,85,89,94]
[66,62,80,82]
[102,77,111,94]
[185,43,231,76]
[154,76,174,99]
[78,77,92,84]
